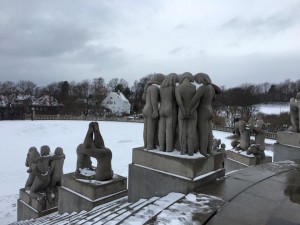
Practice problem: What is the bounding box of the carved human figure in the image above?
[247,113,266,157]
[49,147,65,192]
[158,73,179,152]
[142,73,166,150]
[175,72,197,155]
[25,147,39,189]
[238,120,251,150]
[288,92,300,133]
[27,148,51,198]
[76,122,113,181]
[187,73,219,156]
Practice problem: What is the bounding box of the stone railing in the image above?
[28,115,277,140]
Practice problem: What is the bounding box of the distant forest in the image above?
[0,75,299,120]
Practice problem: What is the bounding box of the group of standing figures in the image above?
[142,72,221,156]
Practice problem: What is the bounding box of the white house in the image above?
[102,91,131,115]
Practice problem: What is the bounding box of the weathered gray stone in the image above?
[226,149,272,166]
[277,131,300,147]
[128,147,225,202]
[142,74,165,150]
[58,173,127,213]
[288,92,300,133]
[128,163,225,202]
[132,147,224,179]
[17,189,57,221]
[274,143,300,162]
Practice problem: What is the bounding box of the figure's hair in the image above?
[28,147,40,162]
[40,145,50,156]
[194,73,212,85]
[179,72,194,84]
[54,147,64,155]
[148,73,166,85]
[161,73,179,87]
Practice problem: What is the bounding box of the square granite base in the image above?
[274,143,300,162]
[58,173,127,214]
[17,188,58,221]
[128,147,225,202]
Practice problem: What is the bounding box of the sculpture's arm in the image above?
[189,87,205,114]
[175,87,186,115]
[212,83,222,95]
[150,86,159,118]
[32,164,50,181]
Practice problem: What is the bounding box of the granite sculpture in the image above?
[175,72,197,156]
[25,146,65,199]
[187,73,220,156]
[75,122,113,181]
[231,120,251,151]
[246,113,266,157]
[288,92,300,133]
[142,73,166,150]
[158,73,179,152]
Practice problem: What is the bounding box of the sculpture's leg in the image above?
[93,122,105,148]
[146,117,156,150]
[25,173,35,189]
[179,119,187,154]
[83,122,94,148]
[143,118,147,148]
[199,118,209,157]
[187,115,197,156]
[158,117,166,151]
[207,121,213,155]
[166,117,175,152]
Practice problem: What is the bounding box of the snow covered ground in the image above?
[257,103,289,114]
[0,120,275,224]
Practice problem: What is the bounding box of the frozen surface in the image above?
[0,120,274,224]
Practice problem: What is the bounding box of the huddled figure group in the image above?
[142,72,221,157]
[231,113,266,157]
[25,145,65,202]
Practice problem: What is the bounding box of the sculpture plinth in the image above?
[58,172,127,214]
[17,188,58,221]
[225,149,272,171]
[128,147,225,202]
[274,132,300,162]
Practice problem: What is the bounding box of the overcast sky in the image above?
[0,0,300,88]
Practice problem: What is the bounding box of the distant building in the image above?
[102,91,131,115]
[31,95,63,115]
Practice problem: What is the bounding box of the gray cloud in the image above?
[169,47,184,54]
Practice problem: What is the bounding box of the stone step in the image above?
[13,193,185,225]
[119,192,185,225]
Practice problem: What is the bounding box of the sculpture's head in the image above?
[194,73,212,85]
[256,112,263,120]
[40,145,50,156]
[179,72,194,84]
[27,147,40,165]
[161,73,179,87]
[54,147,64,155]
[296,92,300,100]
[149,73,166,85]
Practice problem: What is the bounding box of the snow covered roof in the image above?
[110,91,129,102]
[32,95,63,106]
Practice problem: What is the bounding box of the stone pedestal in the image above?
[17,189,58,221]
[58,173,127,214]
[128,147,225,202]
[225,150,272,172]
[274,132,300,162]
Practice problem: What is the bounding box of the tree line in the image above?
[0,75,299,118]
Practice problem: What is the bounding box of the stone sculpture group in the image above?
[25,145,65,202]
[75,122,113,181]
[142,72,221,156]
[231,113,266,157]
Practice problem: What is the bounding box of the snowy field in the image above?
[0,120,275,224]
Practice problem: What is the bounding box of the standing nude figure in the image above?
[142,74,166,150]
[175,72,197,156]
[158,73,179,152]
[187,73,220,156]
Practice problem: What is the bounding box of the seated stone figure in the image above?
[25,147,51,198]
[231,120,251,151]
[288,92,300,133]
[247,113,266,157]
[76,122,113,181]
[49,147,65,193]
